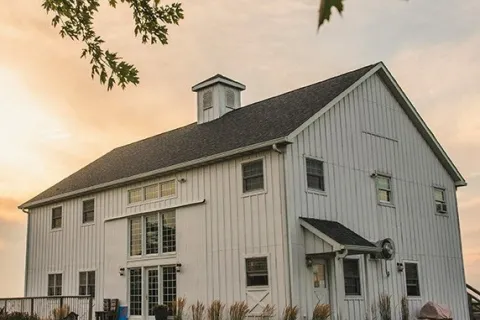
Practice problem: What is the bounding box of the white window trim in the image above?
[433,186,448,216]
[373,172,394,207]
[51,206,63,231]
[343,257,364,299]
[403,260,422,300]
[78,270,96,297]
[303,154,327,196]
[127,179,178,206]
[244,253,271,290]
[240,157,267,197]
[47,272,63,297]
[81,198,95,225]
[127,210,177,260]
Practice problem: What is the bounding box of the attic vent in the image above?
[203,90,213,109]
[226,89,235,109]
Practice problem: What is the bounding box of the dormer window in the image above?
[203,90,213,109]
[226,89,235,109]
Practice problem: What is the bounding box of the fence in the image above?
[0,296,93,320]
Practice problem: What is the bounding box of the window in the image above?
[79,271,95,297]
[48,274,62,296]
[226,89,235,108]
[128,188,143,204]
[130,217,143,256]
[129,268,142,316]
[242,160,264,193]
[51,207,62,229]
[160,180,176,198]
[343,259,361,296]
[313,264,326,288]
[405,263,420,297]
[246,257,268,287]
[376,175,392,204]
[163,266,177,312]
[145,184,159,200]
[306,158,325,191]
[203,90,213,109]
[82,199,95,223]
[129,211,176,257]
[434,188,447,214]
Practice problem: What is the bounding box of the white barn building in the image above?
[20,62,470,320]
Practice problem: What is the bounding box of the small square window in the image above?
[306,158,325,191]
[128,188,143,204]
[145,184,160,200]
[82,199,95,223]
[52,207,62,229]
[405,263,420,297]
[375,175,392,204]
[434,188,447,214]
[246,257,268,287]
[160,180,176,198]
[343,259,361,296]
[242,160,264,193]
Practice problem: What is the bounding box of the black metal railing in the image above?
[0,296,93,320]
[468,284,480,320]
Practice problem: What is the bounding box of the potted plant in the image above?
[153,305,169,320]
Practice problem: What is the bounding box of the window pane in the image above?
[52,207,62,229]
[146,214,159,254]
[129,268,142,316]
[378,190,391,202]
[343,260,361,296]
[162,266,177,312]
[434,189,445,202]
[313,264,326,288]
[405,263,420,297]
[246,257,269,286]
[162,212,176,253]
[377,176,390,190]
[306,158,323,176]
[82,200,95,223]
[80,272,87,285]
[130,218,142,256]
[243,160,263,178]
[88,271,95,286]
[128,188,143,204]
[48,274,55,286]
[145,184,160,200]
[148,269,159,316]
[160,180,176,198]
[56,274,62,286]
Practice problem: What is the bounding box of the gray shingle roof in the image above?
[23,64,376,207]
[300,217,376,248]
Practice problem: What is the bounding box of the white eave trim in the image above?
[299,219,344,252]
[20,137,290,209]
[192,77,246,91]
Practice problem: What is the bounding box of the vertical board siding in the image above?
[26,151,288,315]
[286,74,468,319]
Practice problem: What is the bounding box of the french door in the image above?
[146,268,159,320]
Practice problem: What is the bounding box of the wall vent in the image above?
[203,90,213,110]
[226,89,235,109]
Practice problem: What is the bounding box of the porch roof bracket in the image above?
[299,218,344,252]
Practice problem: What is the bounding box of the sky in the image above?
[0,0,479,297]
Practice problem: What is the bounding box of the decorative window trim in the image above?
[433,187,447,215]
[240,157,267,196]
[51,206,63,230]
[305,156,326,193]
[82,199,95,224]
[404,261,421,298]
[373,172,393,206]
[343,258,362,297]
[245,255,270,289]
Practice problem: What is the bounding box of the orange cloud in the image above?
[0,197,26,224]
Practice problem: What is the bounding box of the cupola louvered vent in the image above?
[203,90,213,110]
[226,89,235,109]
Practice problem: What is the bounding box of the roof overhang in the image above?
[19,137,291,209]
[192,74,246,92]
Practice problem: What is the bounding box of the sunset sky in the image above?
[0,0,479,297]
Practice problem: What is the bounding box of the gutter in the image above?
[20,137,292,209]
[22,208,30,296]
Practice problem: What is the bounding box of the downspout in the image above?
[273,143,293,306]
[22,208,30,296]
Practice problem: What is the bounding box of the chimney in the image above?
[192,74,246,124]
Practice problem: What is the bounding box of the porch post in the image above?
[363,255,371,320]
[333,253,346,320]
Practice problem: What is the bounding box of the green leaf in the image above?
[318,0,344,29]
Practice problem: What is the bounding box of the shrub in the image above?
[190,301,205,320]
[207,301,225,320]
[282,306,298,320]
[378,294,391,320]
[258,305,275,320]
[228,302,249,320]
[312,304,330,320]
[52,306,70,320]
[172,298,186,320]
[400,296,409,320]
[0,312,40,320]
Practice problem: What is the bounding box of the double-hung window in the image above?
[48,273,62,296]
[79,271,95,297]
[434,188,447,214]
[306,158,325,191]
[129,211,176,257]
[343,259,361,296]
[51,207,62,229]
[405,262,420,297]
[242,160,264,193]
[375,175,392,204]
[82,199,95,223]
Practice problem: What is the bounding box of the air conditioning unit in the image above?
[371,238,396,260]
[436,203,447,213]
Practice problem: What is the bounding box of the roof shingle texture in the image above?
[300,217,376,247]
[25,64,376,206]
